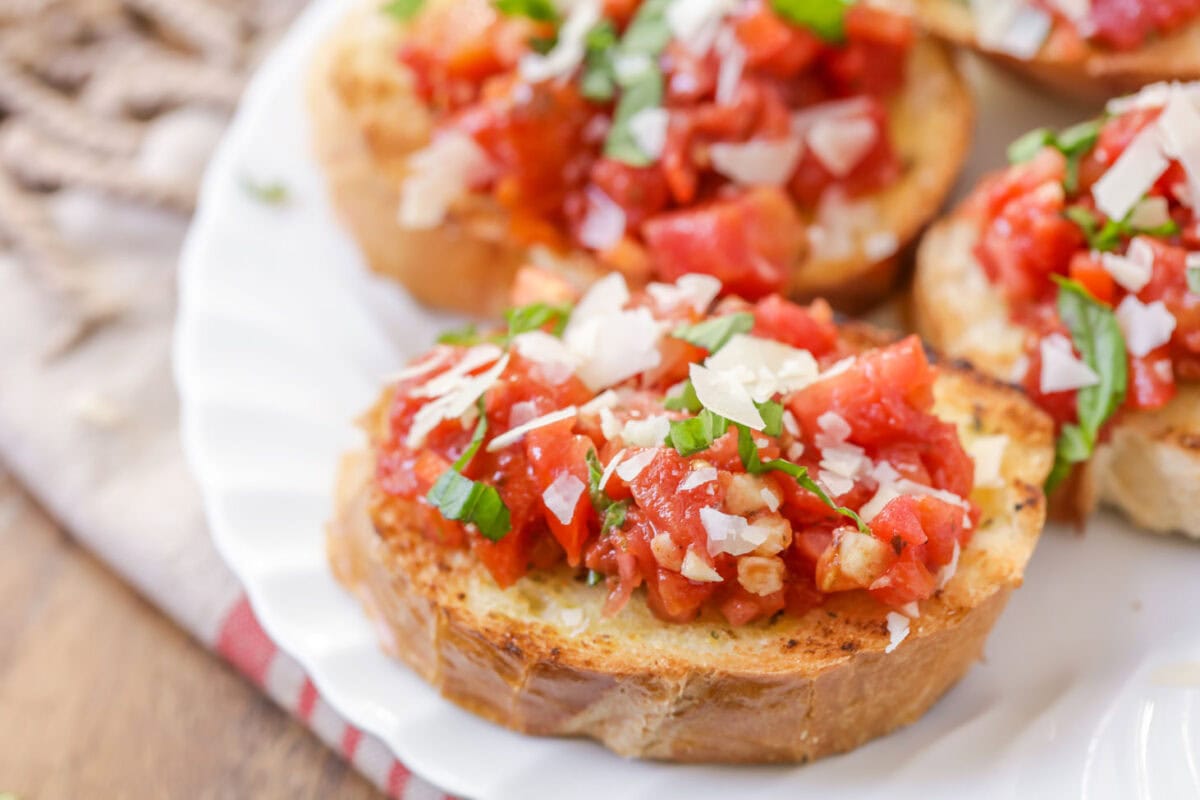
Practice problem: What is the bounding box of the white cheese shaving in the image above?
[714,26,745,105]
[1116,296,1177,358]
[790,97,873,137]
[512,330,581,378]
[680,549,723,582]
[760,487,781,512]
[807,115,877,178]
[620,415,671,447]
[966,434,1008,489]
[705,334,820,401]
[407,353,510,448]
[578,187,627,251]
[562,275,663,390]
[581,389,620,415]
[486,406,578,452]
[860,462,973,523]
[700,507,768,557]
[690,361,766,430]
[1099,240,1153,293]
[627,107,670,162]
[1128,196,1172,230]
[1039,333,1100,393]
[543,472,586,526]
[508,401,539,429]
[884,611,910,653]
[518,0,601,83]
[680,466,718,492]
[782,410,800,437]
[599,407,623,440]
[616,448,658,482]
[972,0,1052,58]
[646,273,722,314]
[413,344,504,398]
[598,448,628,491]
[864,231,899,262]
[667,0,735,55]
[787,442,805,461]
[399,132,492,229]
[938,540,962,590]
[1092,126,1170,223]
[708,138,804,187]
[815,411,864,498]
[1157,86,1200,204]
[899,601,921,619]
[386,350,451,384]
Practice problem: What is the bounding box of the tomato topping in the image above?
[1084,0,1200,50]
[394,0,911,299]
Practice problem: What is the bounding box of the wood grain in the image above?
[0,468,383,800]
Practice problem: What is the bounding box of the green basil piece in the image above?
[505,301,572,337]
[437,323,481,345]
[580,20,618,101]
[426,400,513,541]
[770,0,851,41]
[381,0,424,20]
[1007,128,1055,165]
[667,409,729,456]
[663,379,702,412]
[1063,204,1178,253]
[1045,278,1129,492]
[604,68,664,166]
[670,312,755,353]
[1007,119,1102,192]
[735,426,868,533]
[756,400,784,438]
[585,449,630,534]
[493,0,558,22]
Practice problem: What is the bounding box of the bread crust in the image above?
[913,0,1200,100]
[327,362,1052,762]
[914,214,1200,539]
[308,6,973,317]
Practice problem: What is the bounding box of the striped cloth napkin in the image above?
[0,189,451,800]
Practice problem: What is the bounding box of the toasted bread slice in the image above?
[913,0,1200,100]
[327,357,1052,763]
[308,5,973,317]
[914,215,1200,539]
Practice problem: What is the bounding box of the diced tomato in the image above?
[1068,251,1116,306]
[1128,351,1177,410]
[976,181,1083,305]
[589,158,670,228]
[821,6,913,97]
[733,0,824,79]
[1088,0,1200,51]
[525,420,594,566]
[642,187,806,299]
[751,294,839,357]
[788,98,897,207]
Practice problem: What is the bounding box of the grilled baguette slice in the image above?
[327,356,1053,763]
[912,0,1200,100]
[308,5,973,317]
[914,215,1200,538]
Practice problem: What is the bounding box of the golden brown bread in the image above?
[308,4,974,317]
[913,0,1200,100]
[327,360,1054,763]
[913,214,1200,539]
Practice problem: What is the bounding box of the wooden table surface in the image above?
[0,467,384,799]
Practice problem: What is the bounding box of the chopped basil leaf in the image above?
[505,301,572,337]
[494,0,558,22]
[1008,119,1101,192]
[586,568,604,586]
[529,34,557,54]
[580,20,618,101]
[604,68,663,166]
[663,379,702,412]
[1064,204,1179,253]
[437,323,481,345]
[756,400,784,438]
[1045,278,1128,492]
[381,0,424,20]
[1007,128,1055,164]
[667,409,729,456]
[585,449,630,534]
[619,0,672,55]
[241,176,290,205]
[770,0,852,41]
[1188,264,1200,294]
[427,400,512,541]
[670,312,755,353]
[735,426,868,532]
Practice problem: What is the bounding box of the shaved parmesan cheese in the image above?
[705,334,820,401]
[399,132,492,228]
[620,415,671,447]
[578,187,626,251]
[787,442,805,461]
[386,350,451,383]
[1116,296,1177,357]
[700,507,768,557]
[574,270,631,319]
[646,273,722,314]
[885,611,910,653]
[518,0,601,83]
[860,461,973,523]
[407,354,510,448]
[486,406,578,452]
[973,0,1052,58]
[938,540,961,590]
[616,448,658,482]
[563,277,662,390]
[709,138,804,187]
[808,115,877,178]
[859,483,901,523]
[512,330,581,379]
[1157,87,1200,203]
[599,407,622,440]
[760,487,781,512]
[966,434,1008,489]
[680,466,718,492]
[667,0,735,54]
[816,411,864,498]
[1092,127,1170,222]
[414,344,504,398]
[1128,196,1172,230]
[864,231,899,262]
[1099,246,1152,294]
[816,411,852,442]
[681,549,723,582]
[1039,333,1100,393]
[508,401,539,429]
[790,97,873,136]
[714,26,745,105]
[598,448,627,491]
[782,410,800,437]
[543,472,585,525]
[628,107,669,162]
[690,362,765,429]
[581,389,620,415]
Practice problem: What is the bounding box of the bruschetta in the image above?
[914,81,1200,537]
[310,0,972,316]
[328,271,1054,762]
[913,0,1200,99]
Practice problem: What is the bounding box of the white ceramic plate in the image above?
[175,3,1200,797]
